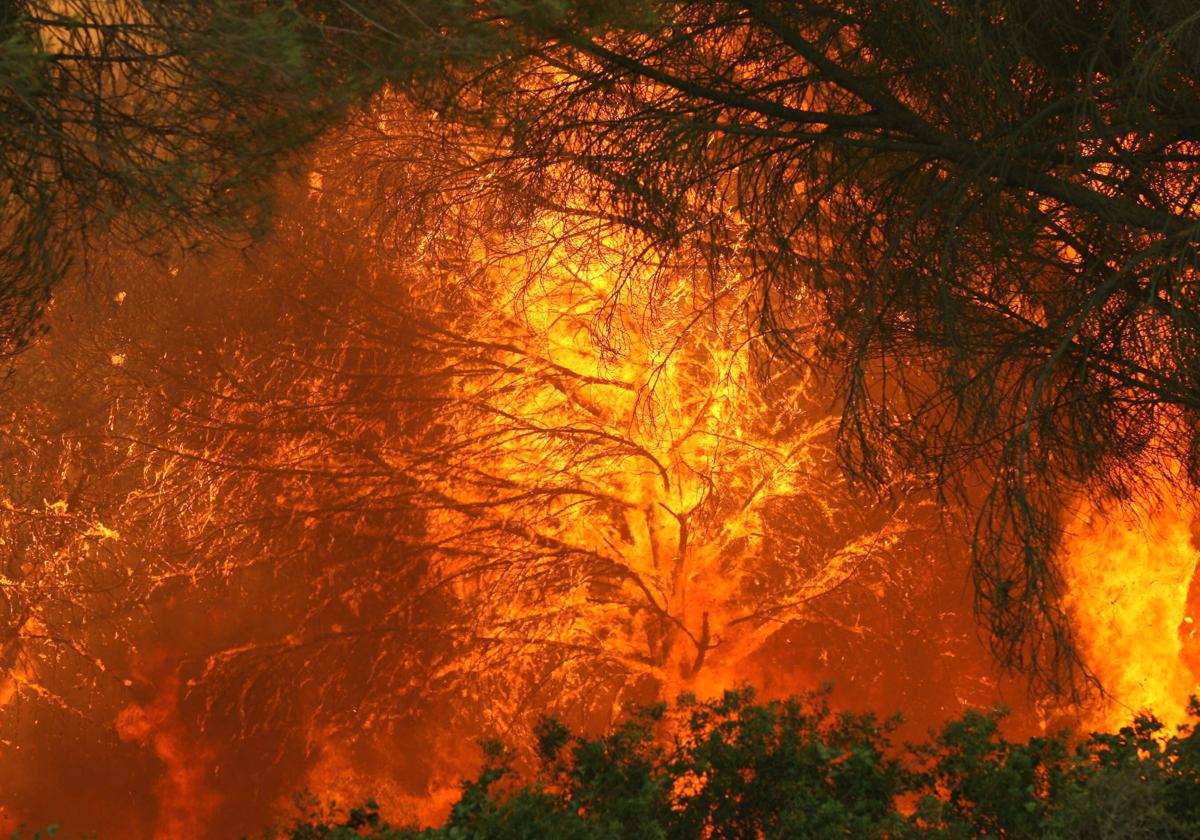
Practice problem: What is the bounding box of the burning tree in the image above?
[6,0,1200,709]
[0,107,910,738]
[387,221,916,725]
[76,148,916,736]
[314,0,1200,695]
[0,111,1016,833]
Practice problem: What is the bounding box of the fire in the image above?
[413,213,917,717]
[0,104,1182,835]
[298,724,472,828]
[1061,477,1200,730]
[115,661,220,840]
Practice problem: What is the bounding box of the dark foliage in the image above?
[0,0,377,355]
[280,688,1200,839]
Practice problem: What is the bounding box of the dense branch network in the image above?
[0,118,926,745]
[364,0,1200,692]
[2,0,1189,697]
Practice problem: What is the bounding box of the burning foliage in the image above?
[0,109,1056,835]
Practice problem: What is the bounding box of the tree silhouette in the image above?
[86,146,915,733]
[0,1,364,354]
[377,219,915,723]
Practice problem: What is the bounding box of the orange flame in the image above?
[1061,478,1200,730]
[115,662,220,840]
[4,118,1189,832]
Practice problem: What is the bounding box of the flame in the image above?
[414,214,914,717]
[115,663,220,840]
[297,724,470,828]
[0,108,1173,832]
[1061,477,1200,730]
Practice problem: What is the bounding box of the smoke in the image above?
[298,721,479,828]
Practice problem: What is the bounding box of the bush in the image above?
[279,690,1200,839]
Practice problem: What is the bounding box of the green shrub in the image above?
[280,690,1200,839]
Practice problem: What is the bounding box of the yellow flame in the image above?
[1061,478,1200,730]
[418,213,905,714]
